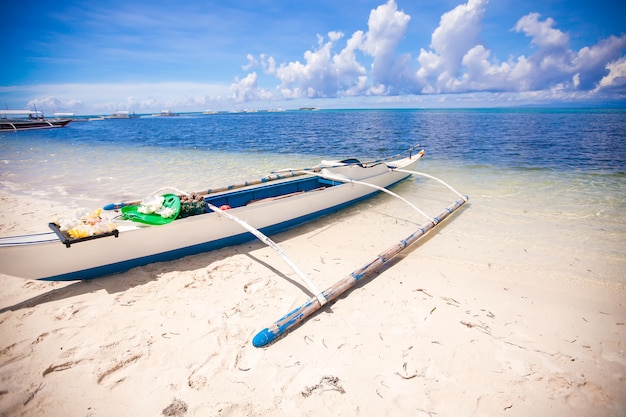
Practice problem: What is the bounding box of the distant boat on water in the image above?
[0,110,72,131]
[53,112,75,118]
[152,110,179,117]
[53,112,90,123]
[105,111,139,119]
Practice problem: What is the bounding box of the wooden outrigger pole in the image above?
[252,194,468,347]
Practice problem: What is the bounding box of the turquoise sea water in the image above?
[1,108,625,285]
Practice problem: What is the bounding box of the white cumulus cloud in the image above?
[267,30,368,98]
[416,0,488,92]
[360,0,414,93]
[596,56,626,93]
[230,72,275,102]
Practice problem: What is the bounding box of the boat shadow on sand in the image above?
[0,204,464,315]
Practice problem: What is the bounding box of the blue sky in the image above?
[2,0,625,114]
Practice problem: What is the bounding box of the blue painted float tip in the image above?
[103,202,122,210]
[252,328,276,347]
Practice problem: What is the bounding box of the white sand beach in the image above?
[0,175,625,417]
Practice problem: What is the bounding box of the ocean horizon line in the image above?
[23,105,626,118]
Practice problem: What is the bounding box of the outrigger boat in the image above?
[0,147,469,346]
[0,110,72,131]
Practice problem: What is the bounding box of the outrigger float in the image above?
[0,147,468,346]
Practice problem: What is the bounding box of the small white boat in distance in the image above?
[53,112,75,118]
[105,111,138,119]
[152,110,178,117]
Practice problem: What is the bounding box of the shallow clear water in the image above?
[1,109,625,285]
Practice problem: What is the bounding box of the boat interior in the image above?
[205,176,341,211]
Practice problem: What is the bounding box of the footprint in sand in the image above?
[565,380,607,408]
[242,278,268,294]
[599,340,626,366]
[188,353,221,390]
[96,350,144,385]
[577,381,608,404]
[187,345,258,390]
[53,303,84,320]
[549,374,572,391]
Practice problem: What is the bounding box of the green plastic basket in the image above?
[121,194,181,225]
